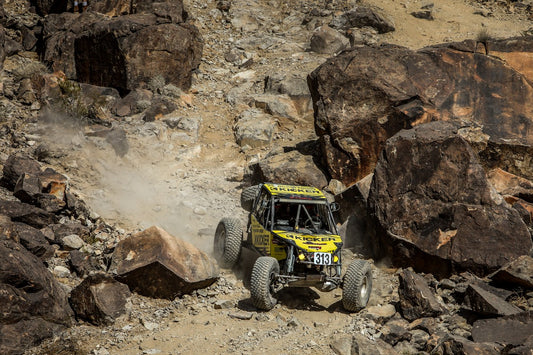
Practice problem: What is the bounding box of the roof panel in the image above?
[264,183,326,199]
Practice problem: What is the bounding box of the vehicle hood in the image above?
[272,230,342,253]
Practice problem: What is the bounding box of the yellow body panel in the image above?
[263,183,326,199]
[251,215,288,260]
[273,231,342,253]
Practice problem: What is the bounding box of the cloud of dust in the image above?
[37,113,218,254]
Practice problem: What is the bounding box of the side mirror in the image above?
[330,202,340,212]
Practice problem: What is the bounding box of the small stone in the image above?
[61,234,85,250]
[141,320,159,331]
[286,317,301,327]
[53,265,71,278]
[214,300,234,309]
[228,311,253,320]
[364,304,396,323]
[193,207,207,215]
[142,349,161,355]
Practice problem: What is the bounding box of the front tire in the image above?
[250,256,280,310]
[342,259,372,312]
[213,218,242,268]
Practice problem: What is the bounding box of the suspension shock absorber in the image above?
[286,245,295,274]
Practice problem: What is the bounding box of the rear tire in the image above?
[250,256,279,310]
[240,185,260,212]
[213,218,242,268]
[342,259,372,312]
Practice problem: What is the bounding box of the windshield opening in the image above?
[272,199,334,234]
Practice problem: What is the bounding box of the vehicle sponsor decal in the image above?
[251,215,271,254]
[275,232,341,243]
[264,183,325,198]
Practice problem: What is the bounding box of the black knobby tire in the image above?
[342,259,372,312]
[240,185,260,212]
[213,218,242,268]
[250,256,280,311]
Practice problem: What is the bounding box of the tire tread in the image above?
[342,259,372,312]
[250,256,279,310]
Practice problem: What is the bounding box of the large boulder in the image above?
[250,149,328,189]
[75,20,202,94]
[471,311,533,346]
[367,122,532,276]
[69,273,131,326]
[110,226,219,299]
[0,233,73,354]
[398,269,447,321]
[0,199,57,229]
[7,221,55,261]
[308,37,533,185]
[490,255,533,289]
[329,6,395,33]
[42,3,202,94]
[1,154,41,190]
[463,283,522,317]
[31,0,68,16]
[234,109,276,148]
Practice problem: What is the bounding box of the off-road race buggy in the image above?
[214,183,372,312]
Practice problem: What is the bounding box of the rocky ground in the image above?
[0,0,532,354]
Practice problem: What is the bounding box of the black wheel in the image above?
[342,259,372,312]
[240,185,260,212]
[250,256,280,310]
[213,218,242,268]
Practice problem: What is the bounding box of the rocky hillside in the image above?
[1,0,533,353]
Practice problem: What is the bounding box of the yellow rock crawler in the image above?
[214,183,372,312]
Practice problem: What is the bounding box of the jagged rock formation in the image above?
[367,121,532,276]
[0,230,73,354]
[41,0,202,94]
[308,37,533,186]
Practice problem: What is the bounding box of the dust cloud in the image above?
[36,114,239,254]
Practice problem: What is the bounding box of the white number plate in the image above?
[313,252,332,265]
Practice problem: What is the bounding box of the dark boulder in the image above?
[43,9,202,94]
[13,173,41,203]
[308,37,533,185]
[463,283,522,317]
[50,221,90,242]
[309,25,349,55]
[9,222,55,261]
[490,255,533,290]
[335,175,376,256]
[69,250,102,277]
[0,233,73,354]
[431,335,504,355]
[0,199,57,229]
[70,273,131,326]
[110,226,219,299]
[76,20,202,93]
[31,0,68,16]
[368,122,532,276]
[1,154,41,190]
[105,128,129,157]
[42,12,105,79]
[471,311,533,346]
[329,6,395,33]
[250,150,328,189]
[398,269,447,321]
[38,168,68,201]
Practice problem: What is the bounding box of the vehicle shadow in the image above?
[233,246,347,313]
